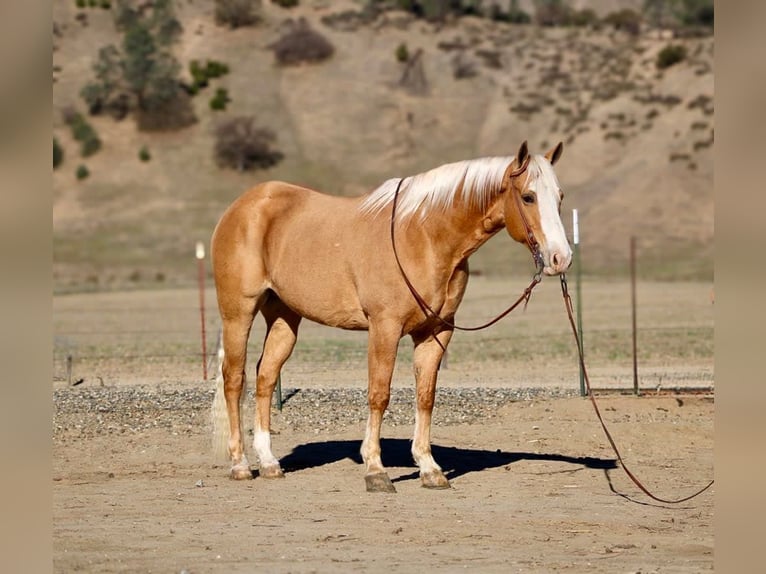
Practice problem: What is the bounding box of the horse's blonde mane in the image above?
[360,156,551,222]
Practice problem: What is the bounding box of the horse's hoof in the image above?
[421,471,451,489]
[230,465,254,480]
[365,472,397,493]
[258,464,285,479]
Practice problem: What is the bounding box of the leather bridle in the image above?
[503,155,545,275]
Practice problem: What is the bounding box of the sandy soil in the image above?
[53,391,713,573]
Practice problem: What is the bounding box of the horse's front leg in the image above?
[361,320,401,493]
[411,329,453,489]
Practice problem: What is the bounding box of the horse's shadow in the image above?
[275,438,616,483]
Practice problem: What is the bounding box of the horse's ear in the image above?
[516,140,529,165]
[546,141,564,165]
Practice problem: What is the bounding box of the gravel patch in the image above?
[53,385,578,438]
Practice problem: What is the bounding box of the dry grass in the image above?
[53,277,713,391]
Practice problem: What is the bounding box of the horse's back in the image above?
[212,181,371,327]
[218,180,364,246]
[215,181,316,226]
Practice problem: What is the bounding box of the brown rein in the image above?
[559,274,714,504]
[389,169,713,504]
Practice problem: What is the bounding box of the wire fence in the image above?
[52,277,715,392]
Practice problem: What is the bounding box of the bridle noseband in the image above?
[389,156,543,332]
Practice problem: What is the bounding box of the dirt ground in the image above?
[52,279,713,572]
[53,392,713,573]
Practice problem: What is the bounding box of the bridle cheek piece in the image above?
[506,157,544,279]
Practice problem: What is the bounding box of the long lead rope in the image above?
[389,170,713,503]
[559,274,714,503]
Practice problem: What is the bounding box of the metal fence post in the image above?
[275,373,283,411]
[196,241,208,381]
[573,209,585,397]
[630,236,639,395]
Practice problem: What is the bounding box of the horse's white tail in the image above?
[211,343,230,463]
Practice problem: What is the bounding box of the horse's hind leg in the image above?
[220,296,260,480]
[252,295,301,479]
[411,329,453,489]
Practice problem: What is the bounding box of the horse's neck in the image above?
[414,197,504,269]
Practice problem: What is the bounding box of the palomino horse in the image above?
[211,141,572,492]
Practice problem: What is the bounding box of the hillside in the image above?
[52,0,714,292]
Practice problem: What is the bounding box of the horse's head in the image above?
[501,141,572,276]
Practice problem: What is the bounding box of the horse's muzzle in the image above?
[543,249,573,276]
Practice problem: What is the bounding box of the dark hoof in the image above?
[421,470,451,489]
[230,465,254,480]
[365,472,397,493]
[258,465,285,479]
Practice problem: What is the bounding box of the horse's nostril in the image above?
[552,253,561,267]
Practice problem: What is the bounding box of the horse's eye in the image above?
[521,193,535,205]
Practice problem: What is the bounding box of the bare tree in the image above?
[269,18,334,66]
[399,48,429,95]
[215,0,262,29]
[214,116,284,171]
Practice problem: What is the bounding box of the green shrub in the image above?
[395,43,409,63]
[372,0,531,23]
[571,8,598,27]
[677,0,714,27]
[205,60,230,78]
[273,0,299,7]
[80,81,107,115]
[189,60,209,90]
[189,59,230,92]
[694,4,714,27]
[76,164,90,180]
[656,44,687,70]
[458,1,482,16]
[66,112,102,157]
[603,9,642,35]
[75,0,86,8]
[139,145,151,162]
[79,45,123,116]
[54,138,64,169]
[70,118,90,141]
[534,0,572,27]
[503,8,531,24]
[80,136,101,157]
[209,88,231,110]
[420,0,449,21]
